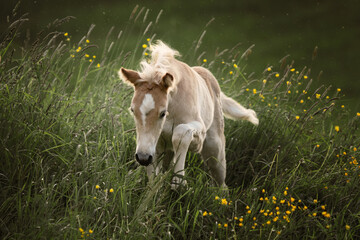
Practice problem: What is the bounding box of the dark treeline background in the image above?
[1,0,359,112]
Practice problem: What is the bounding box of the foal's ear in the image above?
[161,73,174,91]
[118,67,141,86]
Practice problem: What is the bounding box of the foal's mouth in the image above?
[135,152,153,166]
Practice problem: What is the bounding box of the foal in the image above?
[119,41,258,188]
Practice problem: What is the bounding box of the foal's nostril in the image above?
[135,152,153,166]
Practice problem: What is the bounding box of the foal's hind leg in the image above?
[201,130,227,188]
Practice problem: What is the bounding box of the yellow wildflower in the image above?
[109,188,114,193]
[215,196,219,200]
[203,211,208,216]
[203,59,207,63]
[290,68,295,72]
[89,229,93,234]
[346,225,350,230]
[357,113,360,117]
[85,54,90,58]
[64,32,68,37]
[79,228,84,233]
[296,116,300,120]
[221,198,228,205]
[229,71,233,75]
[95,185,100,189]
[253,89,257,94]
[304,75,308,79]
[284,191,288,196]
[263,79,267,84]
[337,88,341,92]
[142,44,148,48]
[275,73,280,77]
[96,63,100,68]
[334,126,340,132]
[93,55,96,59]
[267,67,272,71]
[239,223,243,227]
[66,38,70,41]
[147,38,150,42]
[233,63,238,68]
[313,199,318,204]
[316,94,321,99]
[300,99,304,103]
[86,39,90,43]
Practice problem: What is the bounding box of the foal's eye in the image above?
[159,110,167,119]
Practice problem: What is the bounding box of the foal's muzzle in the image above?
[135,152,153,166]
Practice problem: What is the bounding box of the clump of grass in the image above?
[1,5,359,240]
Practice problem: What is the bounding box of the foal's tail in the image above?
[220,92,259,125]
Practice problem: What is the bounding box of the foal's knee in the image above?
[172,125,193,150]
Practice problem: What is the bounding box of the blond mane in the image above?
[139,40,180,84]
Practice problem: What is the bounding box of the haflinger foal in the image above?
[119,41,258,189]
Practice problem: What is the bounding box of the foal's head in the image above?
[119,67,173,166]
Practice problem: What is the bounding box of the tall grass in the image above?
[1,5,359,239]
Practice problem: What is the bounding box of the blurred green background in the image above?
[1,0,359,111]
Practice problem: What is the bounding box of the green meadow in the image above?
[1,3,360,239]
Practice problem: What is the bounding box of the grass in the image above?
[1,6,360,239]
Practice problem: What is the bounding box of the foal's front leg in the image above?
[146,164,160,183]
[171,121,205,189]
